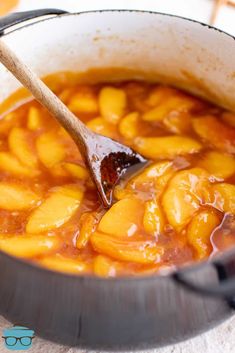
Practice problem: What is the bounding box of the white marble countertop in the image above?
[0,1,234,352]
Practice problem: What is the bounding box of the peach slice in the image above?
[93,255,120,277]
[129,161,174,189]
[9,128,38,168]
[68,90,98,114]
[142,95,196,122]
[91,232,164,264]
[99,87,126,124]
[210,183,235,213]
[192,116,235,153]
[0,112,19,135]
[113,185,136,201]
[76,212,98,249]
[113,161,174,200]
[39,255,91,274]
[86,117,117,139]
[36,132,66,168]
[0,183,40,210]
[163,112,192,135]
[26,185,83,233]
[49,164,69,178]
[145,86,178,107]
[162,168,211,230]
[198,151,235,179]
[0,234,62,258]
[127,161,175,191]
[119,112,139,139]
[63,162,89,180]
[0,152,39,177]
[143,199,165,236]
[27,107,42,130]
[187,210,221,259]
[98,198,143,237]
[134,136,201,159]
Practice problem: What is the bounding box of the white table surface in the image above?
[0,1,235,352]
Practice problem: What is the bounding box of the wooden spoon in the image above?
[210,0,228,24]
[0,39,147,207]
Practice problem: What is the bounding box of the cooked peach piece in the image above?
[163,113,192,135]
[210,183,235,213]
[59,88,73,104]
[129,161,174,190]
[39,255,91,274]
[145,86,178,107]
[0,111,21,138]
[0,152,39,178]
[198,151,235,179]
[0,112,19,135]
[127,161,175,194]
[98,198,143,237]
[155,167,176,191]
[68,90,98,114]
[76,212,98,249]
[49,163,69,178]
[91,232,164,264]
[0,183,40,210]
[27,107,42,130]
[36,132,66,168]
[163,189,198,231]
[86,117,117,138]
[142,106,167,122]
[99,87,126,124]
[114,161,175,199]
[9,128,38,168]
[187,210,221,259]
[93,255,120,277]
[162,168,211,230]
[143,199,165,235]
[63,162,89,180]
[113,184,136,200]
[119,112,139,139]
[142,95,195,122]
[0,234,62,258]
[26,185,83,233]
[134,136,201,159]
[192,116,235,153]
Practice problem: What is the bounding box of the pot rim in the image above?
[0,8,235,285]
[2,8,235,42]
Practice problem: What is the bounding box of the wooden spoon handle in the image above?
[0,39,89,151]
[210,0,228,24]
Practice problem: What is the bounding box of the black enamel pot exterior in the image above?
[0,9,234,350]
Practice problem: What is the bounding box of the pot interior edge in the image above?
[0,11,234,111]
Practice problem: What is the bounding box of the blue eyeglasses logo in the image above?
[2,326,35,350]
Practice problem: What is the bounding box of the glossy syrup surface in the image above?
[0,75,234,277]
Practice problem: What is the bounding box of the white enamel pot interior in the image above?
[0,10,235,111]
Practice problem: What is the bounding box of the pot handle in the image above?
[0,9,68,36]
[173,251,235,307]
